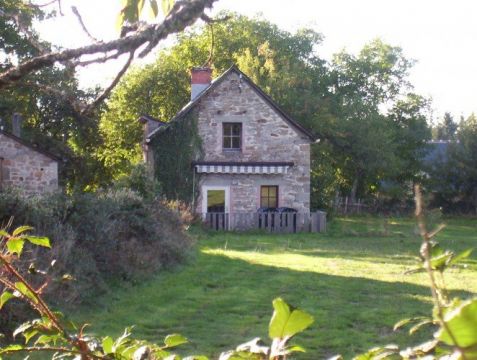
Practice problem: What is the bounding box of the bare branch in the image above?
[72,51,122,67]
[81,51,135,115]
[0,0,218,88]
[71,6,99,43]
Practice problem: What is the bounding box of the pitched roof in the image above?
[146,65,315,141]
[0,130,61,161]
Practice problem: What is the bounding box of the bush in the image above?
[0,186,193,332]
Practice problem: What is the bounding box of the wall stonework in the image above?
[0,133,58,194]
[195,72,311,213]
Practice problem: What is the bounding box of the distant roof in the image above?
[422,140,456,167]
[0,130,61,161]
[146,65,315,142]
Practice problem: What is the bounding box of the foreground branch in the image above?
[0,0,217,88]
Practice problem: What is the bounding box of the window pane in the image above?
[223,136,229,148]
[261,187,268,197]
[232,136,240,149]
[269,186,277,198]
[232,123,241,135]
[269,197,277,208]
[223,123,231,136]
[261,186,278,208]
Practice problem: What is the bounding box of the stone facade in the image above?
[194,70,311,214]
[0,132,58,193]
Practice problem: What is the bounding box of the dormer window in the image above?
[223,123,242,150]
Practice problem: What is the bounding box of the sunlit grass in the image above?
[73,217,477,359]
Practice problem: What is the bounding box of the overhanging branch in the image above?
[0,0,217,88]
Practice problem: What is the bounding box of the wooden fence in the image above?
[203,211,327,233]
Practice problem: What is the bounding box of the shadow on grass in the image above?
[75,248,474,360]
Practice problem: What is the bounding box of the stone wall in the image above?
[0,133,58,193]
[195,71,311,213]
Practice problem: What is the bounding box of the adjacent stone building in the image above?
[143,65,314,216]
[0,118,59,193]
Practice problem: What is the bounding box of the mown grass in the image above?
[73,216,477,359]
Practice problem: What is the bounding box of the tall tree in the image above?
[324,39,418,202]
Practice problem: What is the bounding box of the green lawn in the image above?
[74,217,477,359]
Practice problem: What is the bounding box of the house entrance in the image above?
[202,186,230,214]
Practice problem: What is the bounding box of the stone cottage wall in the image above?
[195,71,311,213]
[0,133,58,193]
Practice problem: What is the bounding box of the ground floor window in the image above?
[260,185,278,208]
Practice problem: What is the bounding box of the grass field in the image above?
[74,216,477,359]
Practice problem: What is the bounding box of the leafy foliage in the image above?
[151,110,202,202]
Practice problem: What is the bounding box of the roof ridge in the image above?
[0,130,61,161]
[146,65,315,141]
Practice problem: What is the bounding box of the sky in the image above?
[37,0,477,121]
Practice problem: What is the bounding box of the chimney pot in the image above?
[191,67,212,100]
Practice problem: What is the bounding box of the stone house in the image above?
[0,114,59,193]
[142,65,314,217]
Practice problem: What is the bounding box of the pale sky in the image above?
[37,0,477,120]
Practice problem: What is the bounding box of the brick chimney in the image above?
[191,67,212,100]
[12,113,22,137]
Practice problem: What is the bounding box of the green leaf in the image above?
[149,0,159,17]
[102,336,114,354]
[13,322,33,338]
[408,319,433,335]
[14,282,38,304]
[448,248,473,266]
[12,226,33,236]
[0,292,13,309]
[6,238,25,256]
[35,334,55,345]
[164,333,188,348]
[0,344,23,354]
[23,329,38,344]
[0,229,9,237]
[430,252,453,271]
[137,0,145,14]
[161,0,174,15]
[25,236,50,248]
[393,316,428,331]
[437,298,477,348]
[286,345,306,353]
[268,298,314,339]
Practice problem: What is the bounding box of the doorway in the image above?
[202,186,230,214]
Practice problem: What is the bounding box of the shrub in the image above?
[0,186,192,333]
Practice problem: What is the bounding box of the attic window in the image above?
[223,123,242,150]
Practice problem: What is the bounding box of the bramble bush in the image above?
[0,185,476,359]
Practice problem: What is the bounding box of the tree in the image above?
[388,93,432,183]
[435,112,458,140]
[323,39,418,202]
[448,113,477,212]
